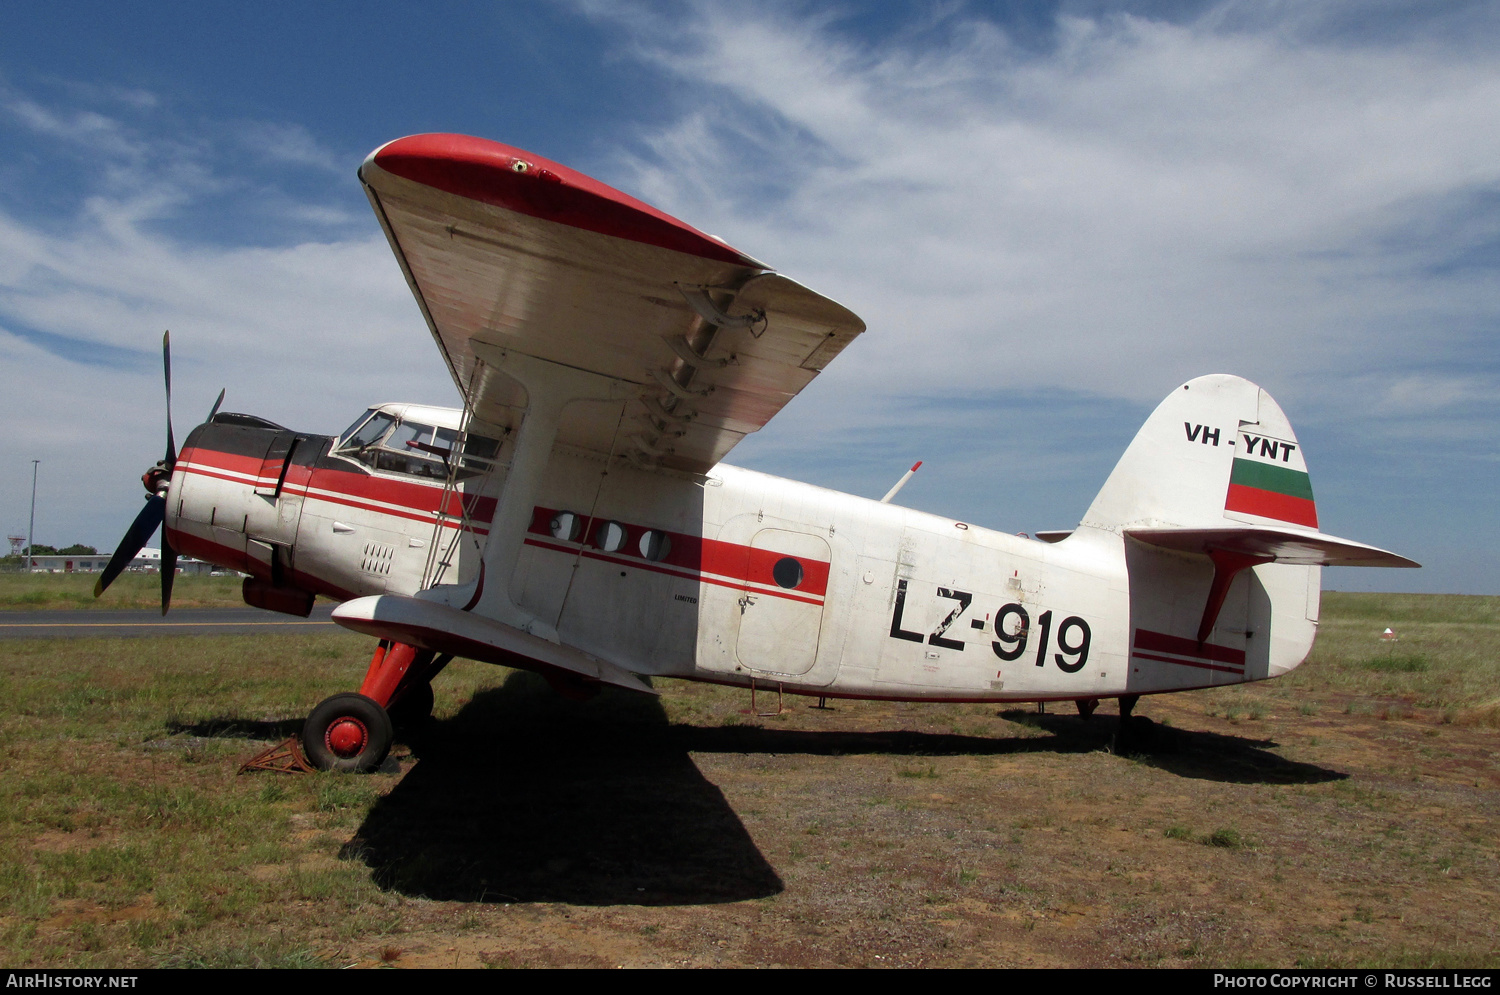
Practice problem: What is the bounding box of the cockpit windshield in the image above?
[332,410,500,481]
[339,410,394,450]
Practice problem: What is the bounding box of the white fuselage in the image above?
[169,413,1315,703]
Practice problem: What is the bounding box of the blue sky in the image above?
[2,1,1497,592]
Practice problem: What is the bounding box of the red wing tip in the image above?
[911,461,923,471]
[365,133,761,268]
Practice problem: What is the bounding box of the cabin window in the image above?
[772,557,804,589]
[550,511,582,542]
[595,521,628,553]
[638,530,672,562]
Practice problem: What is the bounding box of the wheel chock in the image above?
[237,735,316,774]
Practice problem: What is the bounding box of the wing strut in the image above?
[414,346,639,642]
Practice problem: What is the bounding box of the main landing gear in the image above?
[300,640,450,773]
[1112,693,1156,754]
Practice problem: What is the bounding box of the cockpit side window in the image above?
[434,427,501,477]
[333,410,500,481]
[459,432,501,473]
[375,420,446,479]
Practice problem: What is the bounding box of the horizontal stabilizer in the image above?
[331,595,658,695]
[1125,526,1419,569]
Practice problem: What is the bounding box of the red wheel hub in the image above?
[326,717,369,758]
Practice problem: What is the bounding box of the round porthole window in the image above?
[549,511,582,541]
[595,520,628,552]
[772,556,804,589]
[639,530,672,562]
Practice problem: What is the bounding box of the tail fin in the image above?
[1083,374,1318,533]
[1076,375,1416,685]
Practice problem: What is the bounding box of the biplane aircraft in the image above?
[96,133,1418,771]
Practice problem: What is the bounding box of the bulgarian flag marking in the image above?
[1225,433,1318,528]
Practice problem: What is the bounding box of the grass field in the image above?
[0,573,246,611]
[0,592,1495,968]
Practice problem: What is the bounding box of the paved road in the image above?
[0,604,340,639]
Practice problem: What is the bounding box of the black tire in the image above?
[302,693,393,773]
[388,682,434,733]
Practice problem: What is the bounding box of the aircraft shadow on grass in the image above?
[336,672,1343,906]
[992,709,1348,786]
[167,717,304,740]
[341,671,784,907]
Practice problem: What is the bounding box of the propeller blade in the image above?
[163,330,176,465]
[93,495,166,598]
[207,388,226,423]
[160,532,177,615]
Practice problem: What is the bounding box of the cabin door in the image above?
[735,528,831,677]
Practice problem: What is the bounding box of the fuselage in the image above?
[165,404,1318,703]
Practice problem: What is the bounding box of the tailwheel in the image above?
[302,693,393,773]
[388,682,435,734]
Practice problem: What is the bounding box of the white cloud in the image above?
[236,120,343,173]
[584,2,1500,421]
[0,94,455,551]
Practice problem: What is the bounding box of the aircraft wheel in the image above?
[388,682,434,733]
[302,693,392,773]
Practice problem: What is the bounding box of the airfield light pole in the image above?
[27,460,38,572]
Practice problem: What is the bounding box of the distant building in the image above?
[23,549,220,576]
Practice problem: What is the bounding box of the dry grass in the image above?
[0,593,1495,968]
[1197,592,1500,729]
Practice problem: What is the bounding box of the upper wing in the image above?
[359,133,864,474]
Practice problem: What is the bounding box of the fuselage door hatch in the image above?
[735,528,831,677]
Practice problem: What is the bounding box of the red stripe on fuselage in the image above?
[178,446,497,528]
[1129,651,1244,675]
[522,537,826,607]
[1132,628,1246,666]
[176,445,832,603]
[525,506,830,598]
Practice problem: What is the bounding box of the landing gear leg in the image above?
[356,641,450,737]
[300,642,451,772]
[1113,694,1143,754]
[388,680,435,733]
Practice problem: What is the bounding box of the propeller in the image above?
[94,332,221,614]
[163,329,175,466]
[93,495,166,600]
